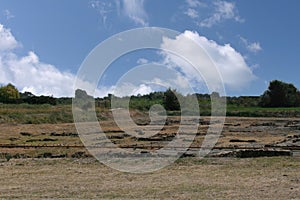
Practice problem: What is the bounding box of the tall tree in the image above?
[260,80,300,107]
[163,88,180,111]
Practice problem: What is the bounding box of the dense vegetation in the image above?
[259,80,300,107]
[1,80,300,123]
[0,84,20,102]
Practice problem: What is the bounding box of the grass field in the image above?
[0,157,299,199]
[2,103,300,124]
[0,104,73,124]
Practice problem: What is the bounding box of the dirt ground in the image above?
[0,117,299,199]
[0,116,300,159]
[0,157,299,199]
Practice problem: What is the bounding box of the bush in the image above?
[0,83,20,103]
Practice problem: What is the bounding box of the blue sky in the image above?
[0,0,299,97]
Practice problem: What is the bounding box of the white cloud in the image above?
[160,30,256,92]
[110,75,193,97]
[131,84,153,96]
[186,0,205,8]
[0,24,18,51]
[90,0,148,27]
[0,51,76,97]
[136,58,149,65]
[3,9,14,20]
[0,23,257,98]
[89,1,114,27]
[248,42,262,52]
[247,42,262,53]
[0,23,78,97]
[141,75,192,95]
[105,63,196,97]
[199,1,244,27]
[184,0,205,20]
[240,37,262,53]
[112,83,153,97]
[184,8,199,19]
[0,23,159,98]
[121,0,148,26]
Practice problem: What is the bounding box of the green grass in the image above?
[227,105,300,112]
[1,103,300,124]
[0,104,74,124]
[226,105,300,117]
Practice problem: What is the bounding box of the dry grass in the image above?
[0,116,299,199]
[0,157,299,199]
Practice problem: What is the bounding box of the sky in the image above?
[0,0,299,97]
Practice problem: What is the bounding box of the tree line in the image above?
[0,84,56,105]
[1,80,300,109]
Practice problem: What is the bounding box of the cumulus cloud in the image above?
[0,23,78,97]
[160,30,256,92]
[0,24,18,51]
[145,76,192,95]
[0,51,76,97]
[198,0,244,27]
[108,82,152,97]
[111,75,193,97]
[240,37,262,53]
[105,63,196,97]
[0,23,256,98]
[0,23,162,98]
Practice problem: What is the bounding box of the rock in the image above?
[213,149,292,158]
[229,139,257,143]
[20,132,32,136]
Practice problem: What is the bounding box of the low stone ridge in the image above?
[213,149,292,158]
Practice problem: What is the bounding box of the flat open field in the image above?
[0,115,299,199]
[0,157,299,199]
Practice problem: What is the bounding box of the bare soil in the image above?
[0,117,299,158]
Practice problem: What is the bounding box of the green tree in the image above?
[20,91,34,99]
[0,83,20,103]
[260,80,300,107]
[163,88,180,111]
